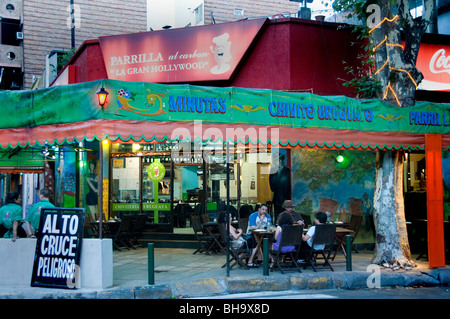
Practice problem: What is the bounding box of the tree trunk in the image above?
[331,0,435,268]
[372,151,415,269]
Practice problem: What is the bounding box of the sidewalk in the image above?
[1,246,449,299]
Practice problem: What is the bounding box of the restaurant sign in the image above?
[31,208,85,289]
[98,18,267,83]
[1,79,450,149]
[112,203,170,211]
[96,79,450,136]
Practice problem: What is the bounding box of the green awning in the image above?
[1,79,449,150]
[0,148,44,173]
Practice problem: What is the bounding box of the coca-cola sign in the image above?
[429,49,450,75]
[416,43,450,92]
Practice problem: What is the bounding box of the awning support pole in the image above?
[425,134,446,267]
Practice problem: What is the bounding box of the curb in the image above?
[1,268,448,299]
[94,268,450,299]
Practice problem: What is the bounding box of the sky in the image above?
[309,0,337,18]
[147,0,203,31]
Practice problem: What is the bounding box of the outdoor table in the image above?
[331,227,354,260]
[249,228,276,263]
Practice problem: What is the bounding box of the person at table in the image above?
[0,192,23,242]
[302,211,328,251]
[246,204,272,267]
[24,188,55,238]
[272,212,296,253]
[247,204,272,232]
[281,200,304,226]
[217,211,248,250]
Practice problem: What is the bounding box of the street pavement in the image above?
[0,246,449,299]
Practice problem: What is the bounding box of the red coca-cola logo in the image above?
[429,49,450,75]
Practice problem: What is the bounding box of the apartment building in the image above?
[0,0,22,90]
[0,0,147,90]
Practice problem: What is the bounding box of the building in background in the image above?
[0,0,147,90]
[0,0,146,211]
[0,0,23,90]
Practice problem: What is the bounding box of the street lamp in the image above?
[96,87,109,107]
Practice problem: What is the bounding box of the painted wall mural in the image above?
[291,149,376,244]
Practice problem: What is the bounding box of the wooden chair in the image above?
[129,213,147,248]
[200,213,210,223]
[303,224,336,271]
[218,223,250,270]
[269,225,303,274]
[238,218,248,234]
[239,204,254,219]
[191,215,215,255]
[173,204,192,228]
[345,214,363,252]
[106,214,134,251]
[83,213,98,238]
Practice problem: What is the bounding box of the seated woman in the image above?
[216,211,247,250]
[217,211,259,267]
[272,212,296,253]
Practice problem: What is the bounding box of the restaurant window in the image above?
[203,145,273,220]
[109,142,275,225]
[111,155,140,218]
[110,142,175,222]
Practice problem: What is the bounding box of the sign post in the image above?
[147,158,166,223]
[31,207,85,289]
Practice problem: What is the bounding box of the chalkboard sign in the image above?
[31,208,85,289]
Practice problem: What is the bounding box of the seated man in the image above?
[302,211,327,250]
[247,204,272,232]
[297,211,328,261]
[281,200,304,226]
[246,204,272,268]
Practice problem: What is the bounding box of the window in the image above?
[6,4,15,12]
[234,8,244,16]
[1,18,21,46]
